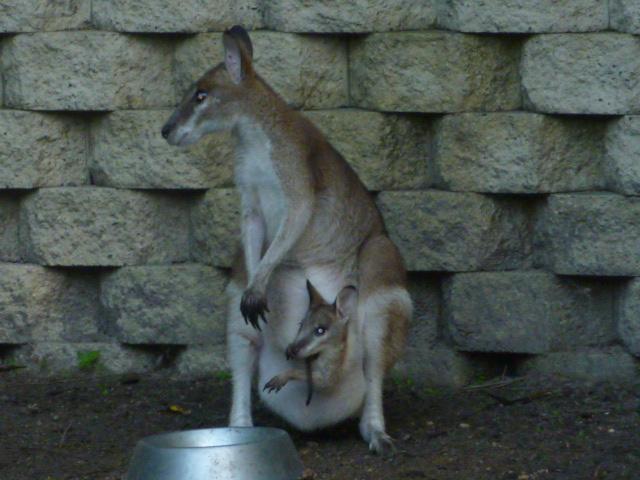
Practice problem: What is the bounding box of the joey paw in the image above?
[263,375,287,394]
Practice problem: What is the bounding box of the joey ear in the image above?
[306,280,326,308]
[335,286,358,322]
[223,25,254,85]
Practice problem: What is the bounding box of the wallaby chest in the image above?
[312,345,344,388]
[234,126,286,241]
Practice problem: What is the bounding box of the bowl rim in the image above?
[138,427,290,450]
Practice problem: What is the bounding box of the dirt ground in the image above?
[1,372,639,480]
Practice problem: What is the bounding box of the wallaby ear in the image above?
[223,25,254,85]
[335,286,358,322]
[306,280,326,308]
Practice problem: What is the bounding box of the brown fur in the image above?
[382,301,410,373]
[358,235,408,297]
[357,235,409,373]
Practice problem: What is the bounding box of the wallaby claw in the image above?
[240,289,269,331]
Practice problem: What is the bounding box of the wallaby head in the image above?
[286,281,357,360]
[161,25,256,146]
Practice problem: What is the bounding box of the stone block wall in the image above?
[1,0,639,385]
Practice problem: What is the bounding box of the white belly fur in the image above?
[258,341,365,431]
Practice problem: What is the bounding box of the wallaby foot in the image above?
[263,374,289,394]
[368,429,395,456]
[360,420,395,455]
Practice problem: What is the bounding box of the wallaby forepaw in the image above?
[263,375,287,394]
[240,288,269,331]
[368,430,395,456]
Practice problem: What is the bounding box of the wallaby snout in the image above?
[160,122,173,139]
[159,109,184,146]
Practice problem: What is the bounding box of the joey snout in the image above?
[286,339,313,360]
[285,343,300,360]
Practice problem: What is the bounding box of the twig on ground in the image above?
[593,463,603,479]
[487,390,553,406]
[463,377,524,391]
[59,422,72,447]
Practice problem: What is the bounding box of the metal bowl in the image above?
[126,427,304,480]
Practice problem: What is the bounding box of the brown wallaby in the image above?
[263,282,357,406]
[161,25,411,454]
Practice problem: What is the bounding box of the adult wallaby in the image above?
[161,26,411,454]
[263,282,358,406]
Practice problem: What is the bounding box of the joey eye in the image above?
[315,326,327,336]
[195,90,208,102]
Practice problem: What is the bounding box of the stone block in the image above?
[350,32,521,112]
[174,32,348,109]
[92,0,261,32]
[305,110,432,190]
[438,0,608,33]
[191,189,240,268]
[0,0,90,32]
[0,264,100,343]
[9,342,157,375]
[521,34,640,114]
[2,32,176,110]
[263,0,436,32]
[618,279,640,357]
[432,112,605,193]
[100,265,227,344]
[444,272,616,353]
[605,116,640,195]
[0,196,20,262]
[172,345,228,378]
[535,193,640,276]
[407,274,440,348]
[445,272,550,353]
[520,348,639,382]
[610,0,640,34]
[549,277,618,351]
[395,344,475,388]
[0,110,89,188]
[90,110,233,189]
[377,191,530,272]
[20,188,190,266]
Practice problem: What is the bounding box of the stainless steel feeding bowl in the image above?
[126,427,304,480]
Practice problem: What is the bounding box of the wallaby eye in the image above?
[315,326,326,336]
[195,90,208,102]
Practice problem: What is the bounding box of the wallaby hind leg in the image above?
[357,235,411,454]
[227,279,261,427]
[228,256,309,427]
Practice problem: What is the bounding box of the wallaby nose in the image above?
[161,124,172,139]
